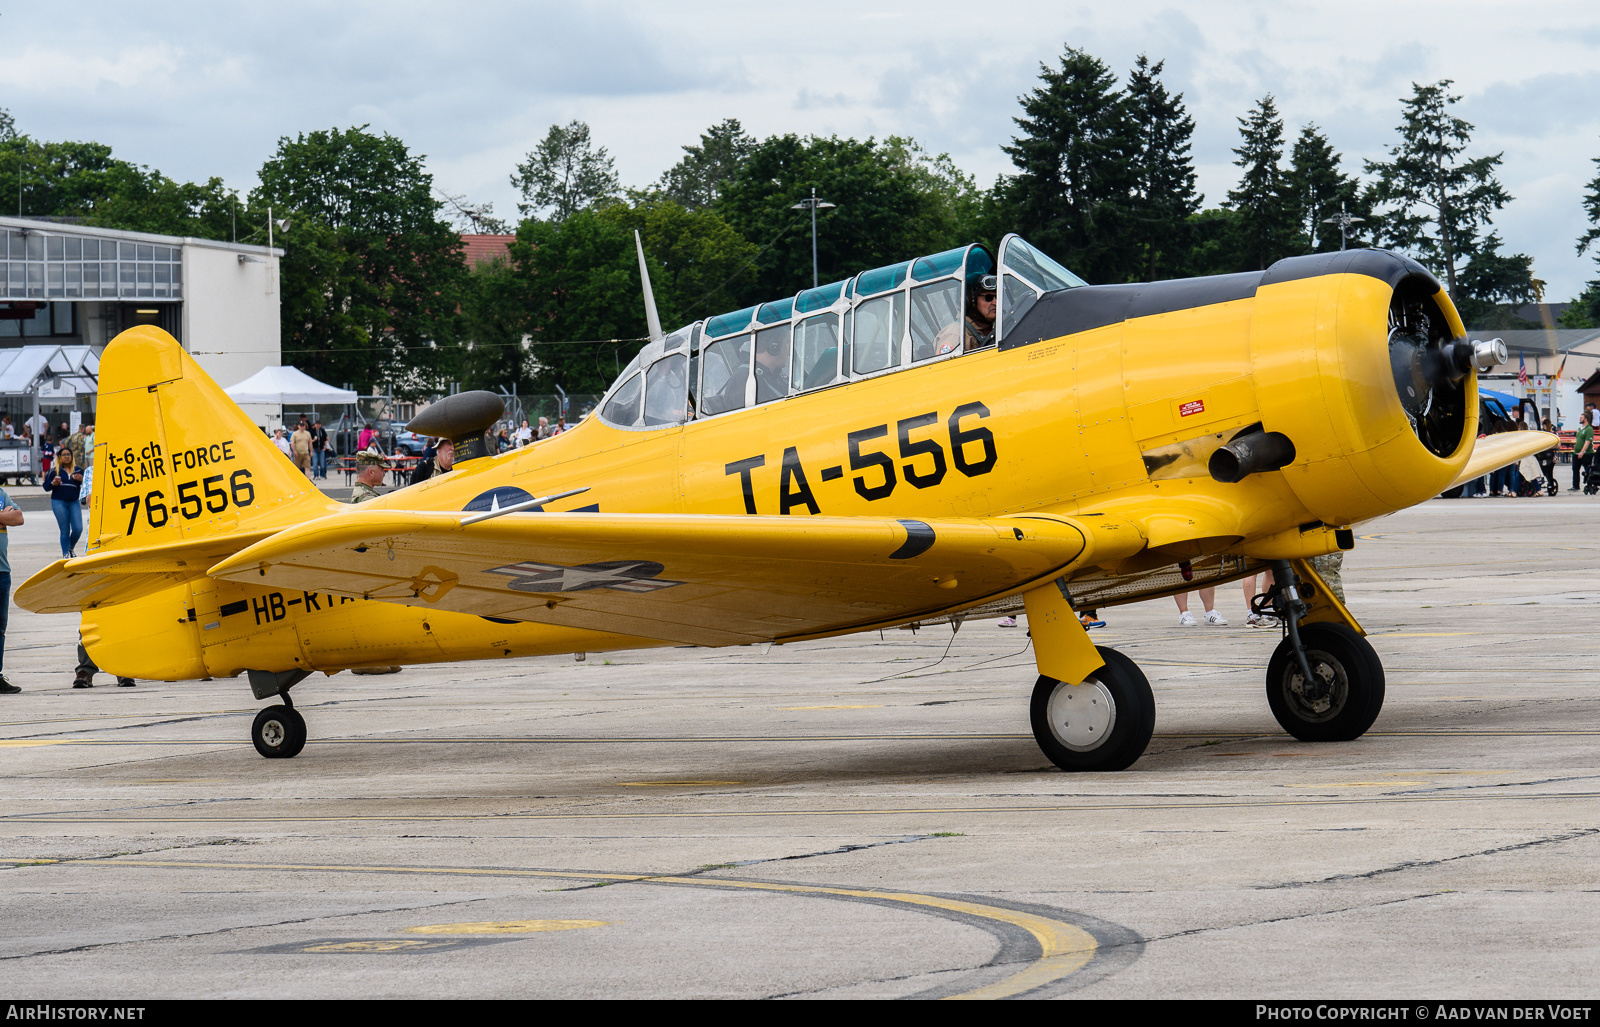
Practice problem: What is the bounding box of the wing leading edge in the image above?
[206,510,1142,647]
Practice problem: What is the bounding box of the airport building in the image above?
[0,215,282,476]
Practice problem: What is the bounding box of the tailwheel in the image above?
[1030,646,1155,772]
[252,704,307,759]
[1266,623,1385,741]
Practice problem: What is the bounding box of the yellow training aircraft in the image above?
[17,235,1552,770]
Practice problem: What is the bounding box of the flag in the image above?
[1556,354,1568,380]
[1518,354,1528,385]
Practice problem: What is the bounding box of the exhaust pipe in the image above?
[1209,430,1296,484]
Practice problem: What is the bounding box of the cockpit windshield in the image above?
[595,236,1080,430]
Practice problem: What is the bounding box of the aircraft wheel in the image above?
[1030,646,1155,772]
[252,704,307,759]
[1266,623,1385,742]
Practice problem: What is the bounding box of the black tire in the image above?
[1266,623,1384,741]
[1439,485,1465,499]
[252,704,307,759]
[1029,646,1155,772]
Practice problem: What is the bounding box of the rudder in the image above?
[87,326,340,556]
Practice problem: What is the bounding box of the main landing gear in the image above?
[252,694,306,759]
[1025,558,1384,773]
[248,669,311,759]
[1030,646,1156,772]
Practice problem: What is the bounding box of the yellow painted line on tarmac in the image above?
[0,740,72,748]
[8,789,1599,826]
[405,919,608,935]
[12,856,1094,1000]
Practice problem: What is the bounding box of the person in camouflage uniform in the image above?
[1310,552,1345,604]
[348,448,388,504]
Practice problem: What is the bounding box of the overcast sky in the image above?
[5,1,1599,298]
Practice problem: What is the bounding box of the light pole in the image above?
[1321,202,1365,251]
[790,187,836,289]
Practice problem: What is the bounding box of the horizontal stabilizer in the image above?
[17,530,278,614]
[206,510,1133,647]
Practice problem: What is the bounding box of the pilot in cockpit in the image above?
[935,273,998,355]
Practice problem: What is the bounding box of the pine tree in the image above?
[657,118,755,210]
[1124,54,1200,281]
[1285,124,1370,253]
[1579,144,1600,259]
[1225,94,1297,271]
[1002,47,1134,283]
[1561,143,1600,328]
[1364,80,1510,296]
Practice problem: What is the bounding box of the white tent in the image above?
[223,365,358,405]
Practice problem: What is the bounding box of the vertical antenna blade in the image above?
[635,229,664,344]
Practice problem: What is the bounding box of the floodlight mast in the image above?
[790,188,837,289]
[1321,202,1365,252]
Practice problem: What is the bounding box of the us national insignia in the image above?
[487,559,682,594]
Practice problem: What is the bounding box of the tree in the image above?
[0,133,241,239]
[656,118,755,210]
[1566,142,1600,328]
[1285,124,1372,253]
[0,107,14,141]
[1365,80,1511,296]
[511,120,620,221]
[509,209,647,394]
[881,136,985,254]
[715,134,949,303]
[252,126,467,396]
[438,190,510,234]
[1124,54,1201,281]
[1002,47,1133,283]
[595,198,758,324]
[459,256,534,394]
[1225,94,1298,271]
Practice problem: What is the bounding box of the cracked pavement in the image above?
[2,499,1599,997]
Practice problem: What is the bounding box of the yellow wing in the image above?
[1446,431,1560,490]
[206,510,1142,646]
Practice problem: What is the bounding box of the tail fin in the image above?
[86,326,340,556]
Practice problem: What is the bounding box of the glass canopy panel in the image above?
[753,325,791,403]
[793,313,841,392]
[643,353,689,426]
[756,297,794,325]
[706,306,758,338]
[851,292,903,375]
[701,334,752,415]
[602,372,644,427]
[794,279,846,314]
[910,247,968,282]
[855,260,910,296]
[662,324,694,353]
[1000,272,1038,335]
[909,279,963,361]
[1003,237,1087,292]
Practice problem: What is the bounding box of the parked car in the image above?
[393,426,429,455]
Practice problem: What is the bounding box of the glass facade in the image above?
[0,227,183,302]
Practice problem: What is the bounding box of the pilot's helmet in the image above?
[966,272,998,299]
